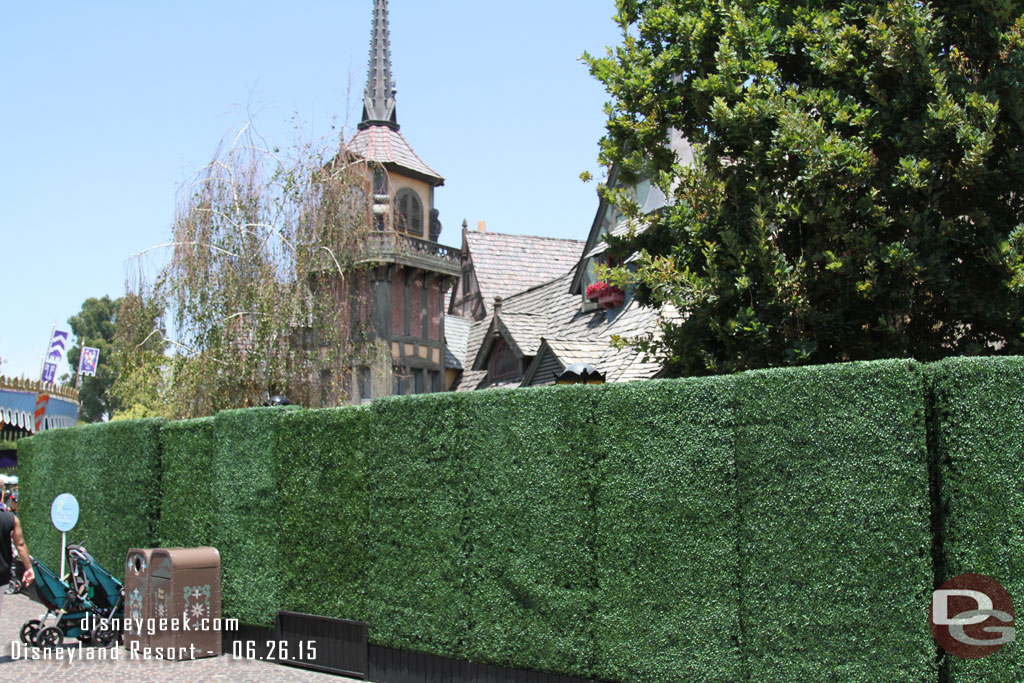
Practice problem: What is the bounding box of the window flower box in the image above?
[586,281,608,301]
[598,285,624,309]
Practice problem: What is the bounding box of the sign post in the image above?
[50,493,79,578]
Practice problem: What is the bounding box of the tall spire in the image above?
[360,0,398,130]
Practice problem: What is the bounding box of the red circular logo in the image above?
[930,573,1015,659]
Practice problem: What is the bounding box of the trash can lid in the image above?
[151,546,220,570]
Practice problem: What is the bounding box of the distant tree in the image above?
[115,126,377,418]
[587,0,1024,375]
[67,295,121,422]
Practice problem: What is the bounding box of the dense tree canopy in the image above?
[588,0,1024,375]
[67,295,121,422]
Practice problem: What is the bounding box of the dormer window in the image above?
[489,339,519,380]
[395,189,423,236]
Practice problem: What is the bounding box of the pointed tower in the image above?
[342,0,461,402]
[348,0,444,233]
[360,0,397,129]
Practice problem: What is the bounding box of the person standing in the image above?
[0,510,34,618]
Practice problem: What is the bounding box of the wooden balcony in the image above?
[355,231,462,277]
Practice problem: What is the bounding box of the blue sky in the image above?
[0,0,623,379]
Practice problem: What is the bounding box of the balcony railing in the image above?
[356,231,462,276]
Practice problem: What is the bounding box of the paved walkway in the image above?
[0,590,363,682]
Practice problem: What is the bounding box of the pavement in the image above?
[0,589,363,682]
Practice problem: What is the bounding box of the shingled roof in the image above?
[457,270,672,391]
[346,125,444,186]
[464,231,584,307]
[443,315,471,370]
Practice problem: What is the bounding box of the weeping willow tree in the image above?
[114,127,378,418]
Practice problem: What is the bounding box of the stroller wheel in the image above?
[5,579,21,595]
[35,625,64,649]
[91,623,117,647]
[19,619,39,644]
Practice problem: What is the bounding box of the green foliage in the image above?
[17,358,1024,680]
[66,295,121,422]
[929,356,1024,682]
[18,419,164,572]
[735,361,934,681]
[158,417,215,547]
[593,378,741,682]
[110,292,169,420]
[364,394,473,659]
[276,406,369,622]
[209,407,294,627]
[588,1,1024,375]
[458,388,596,675]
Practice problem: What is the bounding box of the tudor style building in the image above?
[446,132,693,391]
[336,0,461,402]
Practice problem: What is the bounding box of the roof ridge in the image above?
[466,230,586,245]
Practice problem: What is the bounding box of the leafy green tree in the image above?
[67,295,121,421]
[587,0,1024,375]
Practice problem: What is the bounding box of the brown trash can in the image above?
[148,547,222,659]
[123,548,154,650]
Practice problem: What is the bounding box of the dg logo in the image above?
[930,573,1016,659]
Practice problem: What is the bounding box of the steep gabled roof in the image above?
[461,269,673,388]
[465,231,584,308]
[346,125,444,186]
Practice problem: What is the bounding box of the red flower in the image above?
[586,281,609,300]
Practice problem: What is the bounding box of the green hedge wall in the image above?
[158,417,215,548]
[458,387,596,677]
[210,407,294,627]
[734,361,935,682]
[364,393,473,659]
[929,357,1024,683]
[16,358,1024,681]
[592,378,742,683]
[275,406,370,622]
[19,419,164,574]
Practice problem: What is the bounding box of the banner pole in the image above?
[75,349,84,390]
[60,531,66,579]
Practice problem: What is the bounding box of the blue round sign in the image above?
[50,493,79,532]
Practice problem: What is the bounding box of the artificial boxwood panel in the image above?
[158,417,215,548]
[212,407,294,627]
[18,419,163,575]
[592,377,742,683]
[364,393,473,658]
[929,357,1024,682]
[457,386,596,678]
[734,361,935,682]
[275,406,370,622]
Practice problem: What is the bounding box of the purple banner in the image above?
[80,347,99,376]
[42,362,58,383]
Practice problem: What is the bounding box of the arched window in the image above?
[394,188,423,236]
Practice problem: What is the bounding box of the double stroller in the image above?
[20,543,124,648]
